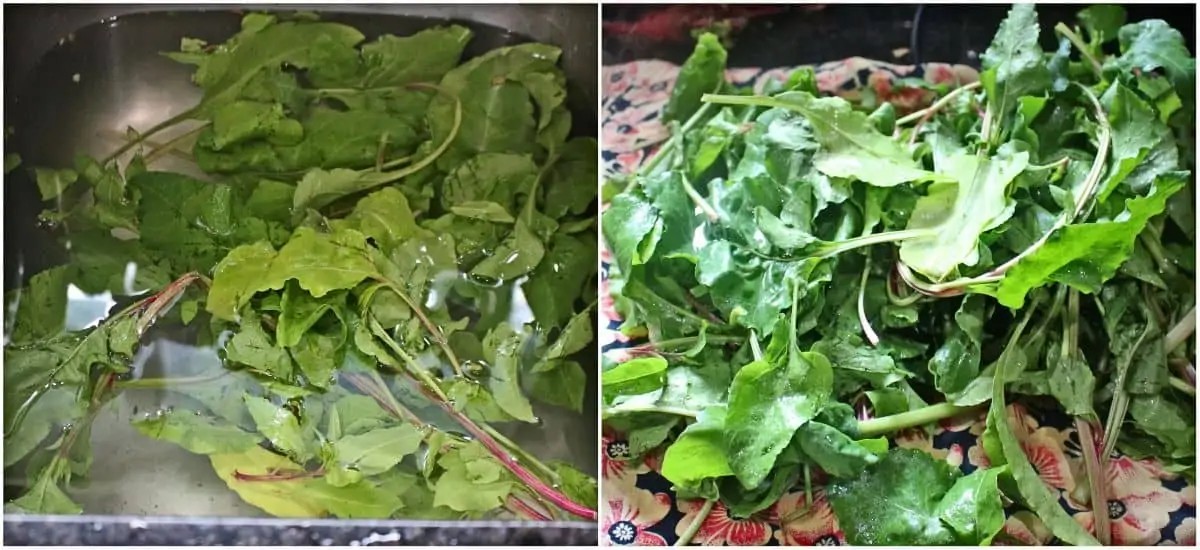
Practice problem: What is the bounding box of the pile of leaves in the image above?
[4,13,598,521]
[602,4,1194,545]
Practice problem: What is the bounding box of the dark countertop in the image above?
[4,515,597,546]
[601,3,1195,68]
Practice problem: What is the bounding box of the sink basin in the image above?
[3,4,598,545]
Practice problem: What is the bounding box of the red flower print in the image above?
[675,498,776,546]
[1174,517,1195,546]
[1072,487,1184,546]
[1020,427,1076,491]
[774,488,845,546]
[615,150,647,175]
[602,429,648,481]
[894,428,963,467]
[997,511,1053,546]
[968,442,992,470]
[602,476,672,546]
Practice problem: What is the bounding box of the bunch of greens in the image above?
[602,5,1194,545]
[4,13,598,521]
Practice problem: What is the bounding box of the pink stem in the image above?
[438,402,596,520]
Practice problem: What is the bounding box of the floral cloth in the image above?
[599,58,1196,546]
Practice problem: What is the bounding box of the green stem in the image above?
[1169,376,1196,397]
[857,403,981,438]
[103,108,199,164]
[634,102,714,185]
[636,335,742,351]
[115,370,228,389]
[604,405,699,419]
[816,228,938,258]
[366,316,450,402]
[1054,23,1103,77]
[675,498,716,547]
[1026,156,1071,172]
[144,123,210,165]
[895,81,982,125]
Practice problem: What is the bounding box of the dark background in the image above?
[602,3,1197,68]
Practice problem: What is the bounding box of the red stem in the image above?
[233,468,324,482]
[412,381,596,520]
[506,495,552,521]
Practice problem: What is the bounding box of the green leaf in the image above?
[601,191,661,274]
[527,359,587,413]
[601,357,668,403]
[935,465,1009,545]
[663,32,727,123]
[9,459,81,514]
[359,25,472,87]
[244,394,310,461]
[771,91,933,187]
[337,187,421,254]
[1098,81,1175,202]
[661,406,733,489]
[828,448,959,545]
[7,265,71,343]
[900,150,1027,281]
[1109,19,1196,109]
[481,323,537,423]
[132,409,262,455]
[209,446,326,517]
[523,234,596,330]
[440,153,538,212]
[989,340,1100,545]
[989,172,1186,308]
[542,138,599,219]
[795,421,881,478]
[34,168,78,201]
[724,345,833,489]
[266,227,381,298]
[432,440,513,512]
[813,334,910,391]
[927,295,987,395]
[276,282,339,347]
[450,201,515,223]
[224,309,296,379]
[331,425,424,476]
[430,43,562,165]
[980,4,1051,119]
[4,152,20,174]
[306,479,403,519]
[1078,5,1126,45]
[206,241,279,322]
[1047,355,1096,417]
[1128,395,1195,458]
[469,219,545,282]
[552,461,599,510]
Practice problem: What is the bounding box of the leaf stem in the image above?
[603,404,699,419]
[633,335,742,351]
[102,107,199,164]
[675,498,716,546]
[375,280,463,377]
[1165,305,1196,354]
[144,123,210,165]
[857,257,880,346]
[1075,418,1111,544]
[1168,376,1196,396]
[895,81,982,125]
[857,402,981,438]
[1054,23,1103,76]
[815,228,938,258]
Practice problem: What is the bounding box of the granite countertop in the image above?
[4,515,598,546]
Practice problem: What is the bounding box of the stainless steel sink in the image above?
[3,4,598,545]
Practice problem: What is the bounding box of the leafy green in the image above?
[6,13,596,522]
[663,32,728,123]
[602,6,1194,543]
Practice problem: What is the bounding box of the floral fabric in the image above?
[599,58,1196,546]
